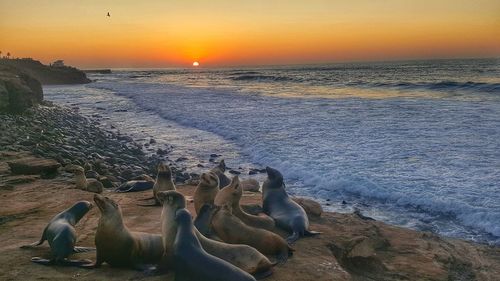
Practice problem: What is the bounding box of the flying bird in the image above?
[107,12,110,17]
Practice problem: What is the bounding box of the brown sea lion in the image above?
[159,191,275,278]
[211,159,231,188]
[214,176,275,231]
[20,201,94,266]
[83,194,163,270]
[263,167,320,243]
[73,166,103,193]
[173,208,257,281]
[193,171,219,215]
[139,162,175,206]
[211,204,293,263]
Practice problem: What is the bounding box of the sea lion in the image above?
[193,171,219,215]
[211,159,231,188]
[73,166,103,193]
[214,176,275,231]
[159,191,275,278]
[83,194,163,269]
[262,167,320,243]
[20,201,94,266]
[173,208,257,281]
[211,204,293,263]
[115,180,154,193]
[139,162,175,206]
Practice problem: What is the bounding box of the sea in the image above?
[44,58,500,245]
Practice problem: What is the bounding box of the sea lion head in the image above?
[72,166,85,175]
[174,208,193,225]
[214,176,241,206]
[157,190,186,209]
[66,200,93,224]
[263,166,284,190]
[199,171,219,189]
[94,194,122,220]
[157,162,172,179]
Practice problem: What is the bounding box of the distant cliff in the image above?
[0,64,43,113]
[0,58,91,85]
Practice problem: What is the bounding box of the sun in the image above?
[192,61,200,67]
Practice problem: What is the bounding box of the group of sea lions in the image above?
[20,159,320,280]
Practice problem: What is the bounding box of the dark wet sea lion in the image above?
[211,159,231,188]
[20,201,94,266]
[214,176,275,231]
[84,194,163,270]
[115,180,154,192]
[172,208,257,281]
[211,204,293,264]
[160,191,275,278]
[193,171,219,215]
[262,167,320,243]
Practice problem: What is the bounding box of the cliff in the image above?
[0,64,43,113]
[0,58,91,85]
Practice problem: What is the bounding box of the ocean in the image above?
[44,58,500,245]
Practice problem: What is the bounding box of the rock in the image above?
[176,157,188,162]
[197,163,205,168]
[293,197,323,217]
[7,157,60,175]
[0,58,91,85]
[241,178,260,192]
[0,64,43,113]
[248,169,259,175]
[86,179,103,193]
[228,169,241,175]
[210,153,219,158]
[98,176,114,188]
[85,170,100,179]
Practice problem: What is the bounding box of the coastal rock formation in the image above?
[7,157,60,176]
[0,64,43,113]
[0,58,91,85]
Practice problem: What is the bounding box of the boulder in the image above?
[7,157,60,175]
[241,178,260,192]
[293,197,323,218]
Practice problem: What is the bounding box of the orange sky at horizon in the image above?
[1,0,499,68]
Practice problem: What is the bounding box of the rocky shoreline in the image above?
[0,104,193,188]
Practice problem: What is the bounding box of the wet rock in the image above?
[210,153,219,158]
[98,176,114,188]
[197,163,205,168]
[228,169,241,175]
[176,157,188,162]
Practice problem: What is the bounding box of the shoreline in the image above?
[1,104,500,280]
[1,149,499,280]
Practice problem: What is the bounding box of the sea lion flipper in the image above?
[253,268,274,280]
[193,204,215,236]
[286,232,300,244]
[73,246,96,253]
[31,257,54,265]
[137,200,161,207]
[20,239,45,249]
[304,230,321,236]
[59,259,93,266]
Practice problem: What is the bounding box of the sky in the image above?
[1,0,499,68]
